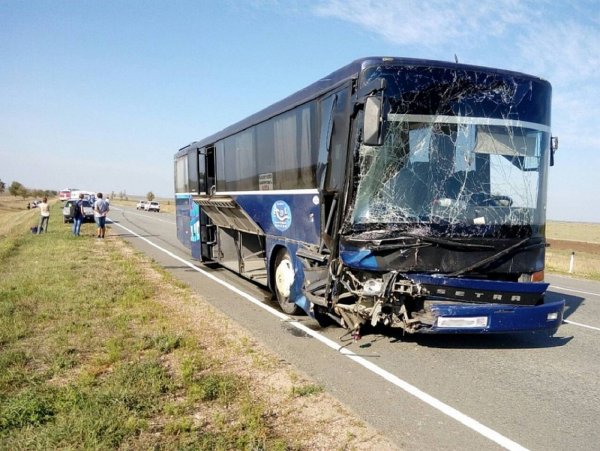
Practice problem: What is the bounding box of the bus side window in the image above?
[187,149,199,195]
[327,89,350,191]
[215,141,226,192]
[274,110,299,189]
[175,155,189,193]
[318,94,336,190]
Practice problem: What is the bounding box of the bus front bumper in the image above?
[423,299,565,334]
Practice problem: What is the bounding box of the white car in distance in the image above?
[145,201,160,212]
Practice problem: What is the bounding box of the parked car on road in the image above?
[145,201,160,212]
[136,200,148,210]
[63,199,94,223]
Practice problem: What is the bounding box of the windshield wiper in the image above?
[446,237,544,277]
[404,234,496,251]
[346,234,425,249]
[347,233,495,251]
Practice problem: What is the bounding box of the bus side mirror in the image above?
[550,136,558,166]
[363,96,383,146]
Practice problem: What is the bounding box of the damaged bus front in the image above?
[305,61,564,337]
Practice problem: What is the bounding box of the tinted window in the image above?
[220,129,256,191]
[298,103,318,187]
[215,141,226,191]
[174,156,189,193]
[187,150,199,194]
[327,89,350,191]
[256,120,275,190]
[272,103,317,189]
[215,102,318,192]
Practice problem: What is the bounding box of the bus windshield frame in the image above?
[348,67,551,240]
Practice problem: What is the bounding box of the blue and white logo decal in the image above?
[271,200,292,231]
[189,198,200,242]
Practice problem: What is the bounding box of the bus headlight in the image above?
[363,279,383,296]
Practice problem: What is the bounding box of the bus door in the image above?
[199,146,216,261]
[318,87,351,254]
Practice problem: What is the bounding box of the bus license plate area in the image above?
[436,316,488,328]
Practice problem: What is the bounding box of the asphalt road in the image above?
[107,206,600,450]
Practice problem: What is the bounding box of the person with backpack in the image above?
[93,192,110,239]
[71,194,85,236]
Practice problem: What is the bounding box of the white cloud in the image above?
[313,0,536,49]
[311,0,600,220]
[515,20,600,85]
[311,1,599,152]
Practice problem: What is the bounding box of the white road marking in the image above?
[548,285,600,331]
[563,320,600,331]
[110,219,529,451]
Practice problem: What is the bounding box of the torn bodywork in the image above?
[300,61,564,338]
[302,253,555,338]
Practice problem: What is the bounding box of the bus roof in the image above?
[176,56,547,157]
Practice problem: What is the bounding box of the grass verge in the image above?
[0,199,394,449]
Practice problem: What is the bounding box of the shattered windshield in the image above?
[351,114,549,236]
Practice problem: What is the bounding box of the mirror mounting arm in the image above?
[356,77,387,100]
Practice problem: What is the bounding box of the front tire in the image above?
[274,250,300,315]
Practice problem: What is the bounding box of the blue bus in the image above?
[174,57,564,338]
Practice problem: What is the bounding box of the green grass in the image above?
[291,384,324,397]
[0,203,288,449]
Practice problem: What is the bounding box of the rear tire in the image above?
[274,250,300,315]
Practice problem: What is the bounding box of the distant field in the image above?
[0,194,51,238]
[546,220,600,243]
[545,221,600,280]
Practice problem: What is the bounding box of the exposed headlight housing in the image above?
[363,279,383,296]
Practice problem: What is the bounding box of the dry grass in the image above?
[0,194,47,237]
[545,242,600,280]
[546,221,600,280]
[131,243,397,450]
[546,250,600,280]
[546,221,600,244]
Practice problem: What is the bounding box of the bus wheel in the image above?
[274,250,300,315]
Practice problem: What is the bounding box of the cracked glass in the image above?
[350,66,550,238]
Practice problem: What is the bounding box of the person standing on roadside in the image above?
[93,192,110,238]
[37,197,50,234]
[72,193,85,236]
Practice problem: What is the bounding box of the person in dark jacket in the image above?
[72,194,85,236]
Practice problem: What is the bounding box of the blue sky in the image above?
[1,0,598,221]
